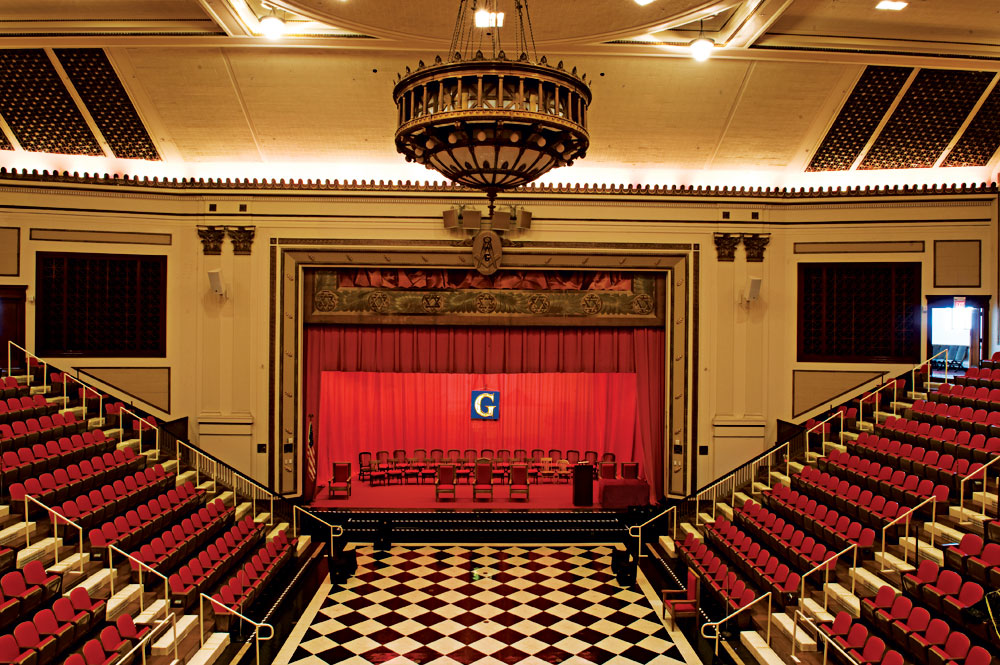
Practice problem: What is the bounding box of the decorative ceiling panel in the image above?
[860,69,994,170]
[941,78,1000,168]
[806,66,911,172]
[54,48,160,161]
[0,49,103,156]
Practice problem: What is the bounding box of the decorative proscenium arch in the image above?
[271,238,698,499]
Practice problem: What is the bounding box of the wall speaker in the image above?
[207,269,226,298]
[746,277,762,302]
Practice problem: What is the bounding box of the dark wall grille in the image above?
[36,252,166,357]
[860,69,994,170]
[798,262,921,363]
[0,129,11,151]
[942,78,1000,167]
[54,49,161,161]
[807,66,911,172]
[0,49,103,156]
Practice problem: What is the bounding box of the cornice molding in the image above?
[0,167,996,200]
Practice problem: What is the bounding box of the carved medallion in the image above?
[475,292,499,313]
[631,294,654,314]
[368,290,391,313]
[527,294,551,314]
[314,290,339,312]
[472,230,502,275]
[581,293,603,315]
[421,293,444,313]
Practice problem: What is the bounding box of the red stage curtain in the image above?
[304,325,664,500]
[315,372,639,490]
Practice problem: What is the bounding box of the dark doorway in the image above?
[0,286,27,374]
[926,294,990,377]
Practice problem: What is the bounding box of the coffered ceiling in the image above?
[0,0,997,189]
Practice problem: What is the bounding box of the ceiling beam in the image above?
[196,0,254,37]
[723,0,794,49]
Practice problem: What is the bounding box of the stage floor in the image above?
[309,478,599,511]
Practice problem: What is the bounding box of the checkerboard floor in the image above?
[284,545,686,665]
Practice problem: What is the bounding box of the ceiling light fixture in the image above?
[689,20,713,61]
[259,5,286,39]
[474,9,504,27]
[875,0,908,9]
[633,0,657,5]
[393,0,592,217]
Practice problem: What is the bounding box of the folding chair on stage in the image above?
[473,459,493,501]
[509,464,529,501]
[435,465,456,501]
[358,452,373,482]
[329,462,352,498]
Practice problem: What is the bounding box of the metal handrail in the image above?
[119,405,160,459]
[700,591,772,655]
[958,453,1000,524]
[107,542,171,612]
[6,342,47,390]
[911,348,950,395]
[293,505,345,555]
[22,494,85,573]
[857,379,900,428]
[629,505,676,559]
[880,495,936,571]
[800,543,857,610]
[200,593,275,665]
[695,440,791,527]
[63,372,102,424]
[805,411,844,457]
[112,614,177,665]
[791,610,864,665]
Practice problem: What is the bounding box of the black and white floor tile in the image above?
[279,545,689,665]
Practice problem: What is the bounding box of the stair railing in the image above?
[21,494,85,573]
[629,505,676,559]
[805,411,844,457]
[119,406,160,460]
[292,505,344,555]
[112,613,177,665]
[700,591,771,656]
[63,372,102,424]
[6,341,47,390]
[791,609,863,665]
[911,348,949,394]
[857,379,900,428]
[200,593,274,665]
[958,454,1000,525]
[800,543,857,611]
[107,543,171,613]
[880,495,936,572]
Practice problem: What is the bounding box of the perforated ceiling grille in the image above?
[55,48,160,161]
[807,66,911,172]
[942,78,1000,168]
[0,129,11,151]
[860,69,994,170]
[0,49,103,156]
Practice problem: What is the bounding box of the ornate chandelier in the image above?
[393,0,592,214]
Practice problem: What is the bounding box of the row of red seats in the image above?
[859,426,999,467]
[737,499,850,574]
[0,587,107,665]
[839,436,982,497]
[87,482,207,555]
[676,533,756,616]
[1,430,115,485]
[817,450,949,509]
[903,560,988,640]
[927,383,1000,408]
[0,395,57,426]
[704,515,801,606]
[818,610,897,665]
[9,452,151,511]
[954,368,1000,388]
[942,533,1000,587]
[54,469,179,537]
[166,515,266,608]
[905,402,1000,437]
[57,616,149,665]
[0,377,29,399]
[787,469,911,533]
[0,411,84,452]
[753,483,875,555]
[850,431,996,477]
[127,498,234,574]
[877,413,1000,454]
[214,531,295,629]
[0,562,62,626]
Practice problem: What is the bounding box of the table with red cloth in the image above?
[597,478,649,508]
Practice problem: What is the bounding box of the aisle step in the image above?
[753,482,771,493]
[907,391,928,401]
[234,502,253,521]
[875,550,915,574]
[734,491,752,508]
[772,612,817,651]
[850,567,890,595]
[697,512,715,524]
[924,522,965,544]
[657,535,675,558]
[769,471,790,485]
[0,505,8,520]
[176,470,197,487]
[152,615,198,656]
[135,599,169,625]
[48,552,89,575]
[741,630,786,665]
[161,459,178,475]
[267,522,290,542]
[70,568,111,599]
[801,598,835,624]
[17,536,62,567]
[187,632,231,665]
[117,438,141,452]
[716,503,734,521]
[107,583,142,621]
[105,427,124,439]
[0,520,36,546]
[254,512,271,525]
[841,431,859,442]
[679,522,699,539]
[217,491,236,508]
[972,491,997,512]
[899,537,943,565]
[949,506,991,528]
[824,583,860,617]
[857,422,874,433]
[296,534,312,556]
[789,462,805,475]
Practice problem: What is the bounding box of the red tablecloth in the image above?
[598,479,649,508]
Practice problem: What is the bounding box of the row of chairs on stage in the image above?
[357,448,633,485]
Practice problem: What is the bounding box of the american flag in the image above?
[305,417,317,486]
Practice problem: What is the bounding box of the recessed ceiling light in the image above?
[876,1,908,10]
[634,0,657,5]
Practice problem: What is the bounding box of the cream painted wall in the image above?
[0,179,995,494]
